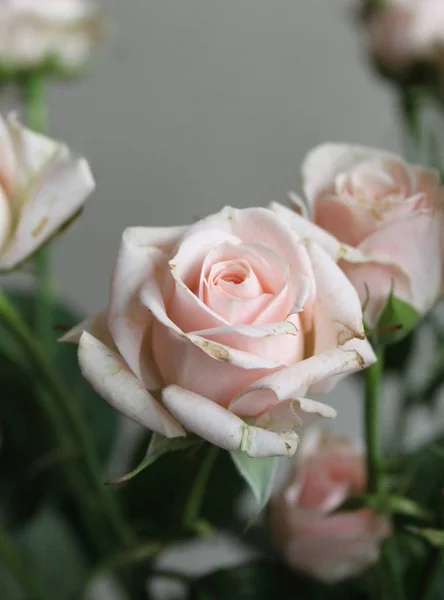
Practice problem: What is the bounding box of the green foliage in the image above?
[230,452,278,512]
[108,433,202,485]
[119,437,245,539]
[0,289,119,465]
[187,560,375,600]
[0,507,87,600]
[376,293,421,347]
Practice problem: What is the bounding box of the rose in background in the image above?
[271,431,390,583]
[271,145,444,326]
[363,0,444,82]
[0,0,104,73]
[0,112,94,270]
[65,206,375,458]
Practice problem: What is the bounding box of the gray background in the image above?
[47,0,399,312]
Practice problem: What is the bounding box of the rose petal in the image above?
[0,154,95,269]
[162,385,299,457]
[254,397,337,433]
[60,311,112,346]
[230,348,368,417]
[302,144,401,207]
[307,241,366,353]
[108,226,186,389]
[358,209,442,314]
[78,332,185,438]
[269,202,370,264]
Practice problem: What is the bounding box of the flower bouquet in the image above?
[2,1,444,599]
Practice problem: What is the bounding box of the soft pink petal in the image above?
[288,192,310,219]
[314,195,378,247]
[340,261,411,327]
[60,311,113,347]
[8,114,63,186]
[254,397,337,433]
[310,336,376,395]
[0,115,16,193]
[302,144,401,207]
[307,241,366,353]
[192,314,305,366]
[230,348,367,417]
[78,332,185,438]
[108,227,180,390]
[0,155,94,269]
[142,281,282,406]
[162,385,299,457]
[284,511,390,583]
[269,202,365,263]
[358,209,442,315]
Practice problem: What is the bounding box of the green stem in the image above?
[20,73,53,351]
[0,292,133,548]
[0,524,51,600]
[365,348,384,494]
[183,445,219,531]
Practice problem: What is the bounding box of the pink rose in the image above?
[65,206,375,458]
[366,0,444,75]
[271,431,391,582]
[271,144,444,325]
[0,0,104,71]
[0,113,94,270]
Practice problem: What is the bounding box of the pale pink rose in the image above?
[65,206,375,458]
[0,0,104,71]
[367,0,444,74]
[271,144,444,325]
[271,431,390,582]
[0,113,94,270]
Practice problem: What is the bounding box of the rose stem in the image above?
[0,524,51,600]
[20,73,54,352]
[183,444,219,532]
[0,291,133,548]
[364,348,383,494]
[365,349,405,599]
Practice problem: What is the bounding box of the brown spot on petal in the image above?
[285,442,291,450]
[32,217,49,238]
[192,337,230,362]
[354,351,365,369]
[336,322,366,345]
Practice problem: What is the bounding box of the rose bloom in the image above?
[366,0,444,76]
[271,431,391,583]
[271,144,444,325]
[65,206,375,458]
[0,113,94,270]
[0,0,104,71]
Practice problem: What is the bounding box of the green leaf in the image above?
[384,329,416,373]
[367,494,431,521]
[107,434,200,485]
[0,289,119,464]
[0,354,56,525]
[376,291,420,346]
[406,526,444,547]
[230,451,277,511]
[120,440,244,537]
